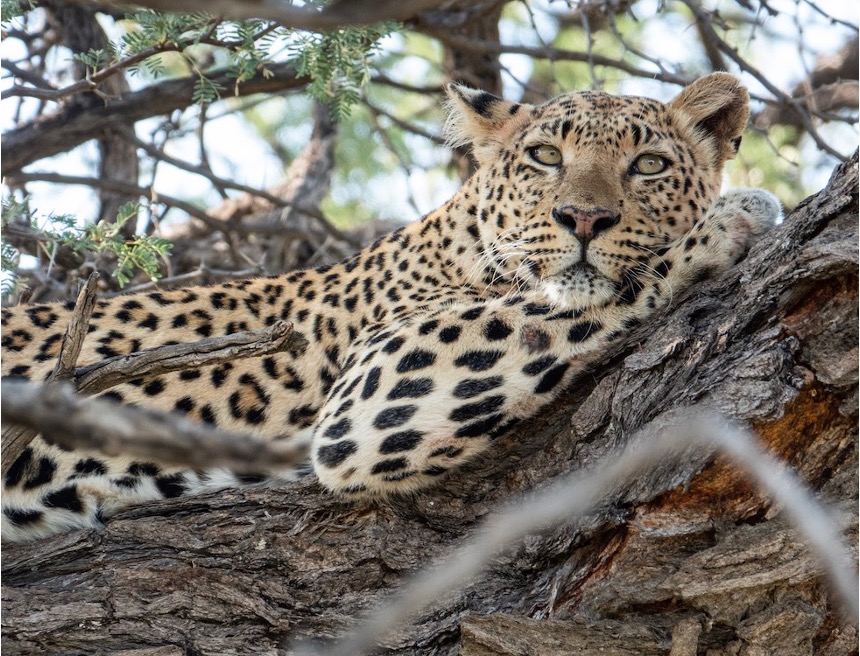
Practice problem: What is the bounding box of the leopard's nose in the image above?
[552,205,620,240]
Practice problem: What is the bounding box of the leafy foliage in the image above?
[290,23,398,118]
[0,0,34,26]
[1,199,173,296]
[67,9,394,113]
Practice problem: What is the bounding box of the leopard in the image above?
[1,73,781,543]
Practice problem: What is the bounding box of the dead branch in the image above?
[6,172,252,239]
[427,32,690,86]
[51,272,100,380]
[0,273,99,478]
[1,379,308,473]
[1,298,306,475]
[110,263,266,295]
[74,320,307,395]
[754,36,859,131]
[680,0,850,160]
[117,125,358,248]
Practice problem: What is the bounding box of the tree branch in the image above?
[680,0,851,160]
[1,156,856,656]
[73,320,307,395]
[75,0,447,29]
[318,410,857,656]
[1,379,309,473]
[1,41,182,102]
[6,171,257,239]
[51,272,100,381]
[426,32,690,86]
[1,61,309,176]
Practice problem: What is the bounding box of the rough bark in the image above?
[2,156,857,655]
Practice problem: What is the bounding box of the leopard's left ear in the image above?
[444,84,533,165]
[669,73,749,163]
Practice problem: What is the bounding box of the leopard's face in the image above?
[450,85,746,309]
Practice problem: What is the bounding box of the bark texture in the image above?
[2,156,857,655]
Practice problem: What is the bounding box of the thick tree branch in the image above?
[320,411,856,656]
[75,0,446,30]
[1,61,309,176]
[2,157,856,655]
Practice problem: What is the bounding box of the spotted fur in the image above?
[1,74,781,542]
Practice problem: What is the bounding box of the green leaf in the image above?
[192,76,224,103]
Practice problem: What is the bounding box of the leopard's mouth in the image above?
[535,261,617,308]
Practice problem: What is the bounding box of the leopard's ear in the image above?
[669,73,749,163]
[444,84,532,164]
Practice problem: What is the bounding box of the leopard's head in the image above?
[445,73,749,308]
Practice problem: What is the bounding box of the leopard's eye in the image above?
[528,145,563,166]
[631,154,669,175]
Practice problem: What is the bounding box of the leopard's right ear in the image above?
[444,84,532,164]
[669,73,749,163]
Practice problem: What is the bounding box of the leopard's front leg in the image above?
[310,189,781,496]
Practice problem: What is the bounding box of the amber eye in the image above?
[631,154,669,175]
[528,145,563,166]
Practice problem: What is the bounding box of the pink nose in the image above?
[552,206,620,240]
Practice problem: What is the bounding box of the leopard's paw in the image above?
[707,188,782,256]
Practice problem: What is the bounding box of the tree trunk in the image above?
[2,156,857,655]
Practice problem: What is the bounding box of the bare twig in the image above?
[7,171,248,239]
[426,33,690,86]
[51,272,100,380]
[1,379,309,473]
[111,262,266,295]
[680,0,850,160]
[309,409,858,656]
[117,127,360,248]
[361,98,446,145]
